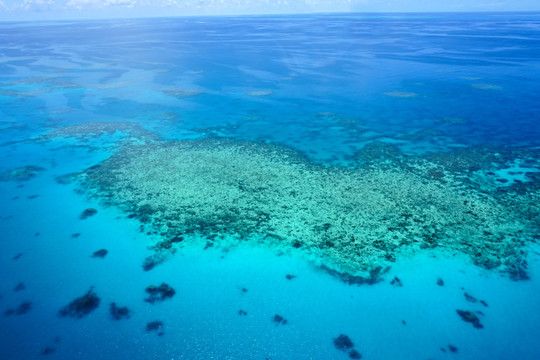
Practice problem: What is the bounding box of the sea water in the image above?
[1,12,539,360]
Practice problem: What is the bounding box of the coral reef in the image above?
[146,321,164,335]
[5,301,32,316]
[14,282,25,292]
[91,249,108,258]
[0,165,45,182]
[59,288,100,318]
[272,314,288,325]
[390,276,403,287]
[333,334,354,350]
[456,309,483,329]
[80,208,98,220]
[41,347,56,356]
[110,302,130,320]
[76,139,539,279]
[144,283,176,304]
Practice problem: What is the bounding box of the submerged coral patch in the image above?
[0,165,45,182]
[456,309,483,329]
[80,208,98,220]
[78,139,539,278]
[110,302,130,320]
[144,283,176,304]
[59,288,100,318]
[91,249,108,258]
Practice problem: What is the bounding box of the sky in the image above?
[0,0,539,21]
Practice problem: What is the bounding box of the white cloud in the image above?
[65,0,136,9]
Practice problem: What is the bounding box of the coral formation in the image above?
[334,334,354,350]
[80,208,98,220]
[76,138,539,279]
[59,288,100,318]
[272,314,287,325]
[110,302,130,320]
[91,249,108,258]
[14,282,25,292]
[0,165,45,182]
[144,283,176,304]
[456,309,483,329]
[146,321,164,335]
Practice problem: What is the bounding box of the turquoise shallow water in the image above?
[1,12,540,360]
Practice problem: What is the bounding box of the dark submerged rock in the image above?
[0,165,45,182]
[14,282,25,292]
[146,320,164,335]
[142,253,167,271]
[145,283,176,304]
[91,249,108,259]
[110,302,131,320]
[16,301,32,315]
[456,309,483,329]
[480,300,489,307]
[272,314,287,325]
[448,344,458,353]
[41,347,56,356]
[285,274,296,280]
[334,334,354,351]
[79,208,98,220]
[464,292,478,303]
[320,265,387,285]
[437,277,444,286]
[238,310,247,316]
[59,288,100,318]
[349,349,362,359]
[390,276,403,287]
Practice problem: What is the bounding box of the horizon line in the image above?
[1,9,539,24]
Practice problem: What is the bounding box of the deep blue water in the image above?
[1,12,540,360]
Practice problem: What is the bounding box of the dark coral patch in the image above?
[390,276,403,287]
[41,347,56,356]
[110,302,131,320]
[0,165,45,182]
[456,309,483,329]
[321,265,388,285]
[349,349,362,359]
[79,208,98,220]
[144,283,176,304]
[334,334,354,351]
[91,249,108,259]
[146,320,164,335]
[272,314,287,325]
[14,282,25,292]
[59,288,100,318]
[12,253,23,261]
[464,292,478,303]
[16,301,32,315]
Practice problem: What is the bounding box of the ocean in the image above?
[0,12,539,360]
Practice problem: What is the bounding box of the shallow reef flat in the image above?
[70,136,540,280]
